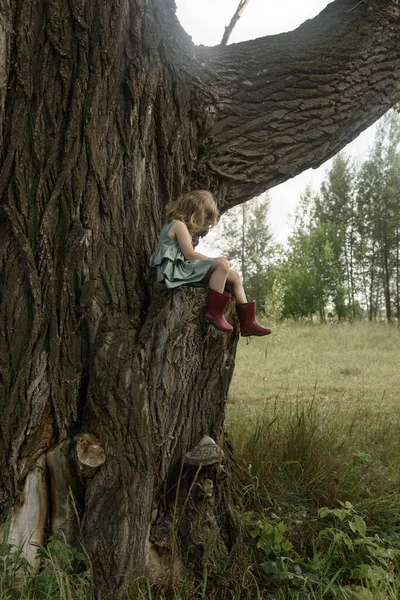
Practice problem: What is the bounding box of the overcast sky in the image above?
[175,0,378,247]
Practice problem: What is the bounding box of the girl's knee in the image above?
[214,257,230,273]
[229,269,241,284]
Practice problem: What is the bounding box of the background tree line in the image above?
[219,110,400,322]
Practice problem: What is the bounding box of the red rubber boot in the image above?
[236,302,271,337]
[204,289,233,333]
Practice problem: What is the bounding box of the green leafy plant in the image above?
[251,519,293,558]
[312,501,400,597]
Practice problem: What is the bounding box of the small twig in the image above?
[220,0,251,46]
[344,0,371,13]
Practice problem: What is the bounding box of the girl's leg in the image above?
[204,264,271,336]
[226,269,271,336]
[202,258,230,293]
[202,261,247,300]
[226,269,247,304]
[203,258,233,332]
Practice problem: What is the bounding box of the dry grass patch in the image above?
[229,321,400,415]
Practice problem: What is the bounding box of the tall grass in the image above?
[0,537,91,599]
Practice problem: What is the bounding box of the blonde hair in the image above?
[165,190,218,233]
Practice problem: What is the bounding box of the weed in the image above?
[0,537,91,600]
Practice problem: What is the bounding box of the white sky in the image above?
[175,0,378,247]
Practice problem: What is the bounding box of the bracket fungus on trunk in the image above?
[184,435,224,467]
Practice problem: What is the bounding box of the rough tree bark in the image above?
[0,0,400,595]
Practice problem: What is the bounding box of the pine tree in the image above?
[316,154,357,318]
[356,111,400,321]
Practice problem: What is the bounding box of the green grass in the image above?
[0,537,91,599]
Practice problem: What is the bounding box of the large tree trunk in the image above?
[1,0,400,595]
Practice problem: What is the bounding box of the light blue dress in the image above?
[150,220,215,289]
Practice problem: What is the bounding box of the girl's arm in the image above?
[170,221,211,260]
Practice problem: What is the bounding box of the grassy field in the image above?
[229,321,400,412]
[2,322,400,599]
[227,321,400,518]
[225,321,400,599]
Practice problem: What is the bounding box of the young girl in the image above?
[150,190,271,336]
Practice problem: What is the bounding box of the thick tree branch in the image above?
[194,0,400,210]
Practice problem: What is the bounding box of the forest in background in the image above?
[220,110,400,323]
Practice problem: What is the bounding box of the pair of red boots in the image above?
[204,289,271,336]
